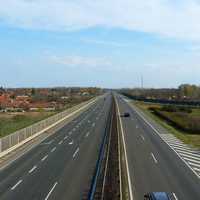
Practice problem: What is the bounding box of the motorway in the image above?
[116,94,200,200]
[0,94,112,200]
[0,93,200,200]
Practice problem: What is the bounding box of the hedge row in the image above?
[149,108,200,134]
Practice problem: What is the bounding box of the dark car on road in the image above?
[124,112,130,117]
[144,192,171,200]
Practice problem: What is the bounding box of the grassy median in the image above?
[133,101,200,149]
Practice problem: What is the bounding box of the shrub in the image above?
[178,106,192,113]
[160,105,178,112]
[160,105,192,113]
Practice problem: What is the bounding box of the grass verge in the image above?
[0,112,56,138]
[133,101,200,149]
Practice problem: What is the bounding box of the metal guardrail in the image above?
[87,99,113,200]
[0,98,97,154]
[86,96,121,200]
[115,97,134,200]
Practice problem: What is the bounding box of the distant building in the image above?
[61,96,69,99]
[81,92,89,96]
[16,95,30,101]
[29,102,56,111]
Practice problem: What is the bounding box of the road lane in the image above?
[116,95,200,200]
[0,94,112,200]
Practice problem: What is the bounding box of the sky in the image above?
[0,0,200,88]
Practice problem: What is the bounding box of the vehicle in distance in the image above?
[144,192,171,200]
[124,112,130,117]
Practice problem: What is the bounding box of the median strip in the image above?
[116,98,134,200]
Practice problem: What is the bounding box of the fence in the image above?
[0,97,97,155]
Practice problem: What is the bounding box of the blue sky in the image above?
[0,0,200,88]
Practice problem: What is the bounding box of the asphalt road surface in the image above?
[116,94,200,200]
[0,94,112,200]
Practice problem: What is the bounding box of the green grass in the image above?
[0,112,56,138]
[190,109,200,116]
[133,101,200,149]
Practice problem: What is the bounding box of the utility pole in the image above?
[141,75,144,89]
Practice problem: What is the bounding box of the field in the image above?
[0,112,56,138]
[0,96,93,138]
[134,101,200,149]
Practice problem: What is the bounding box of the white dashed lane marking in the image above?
[85,132,90,138]
[29,165,37,174]
[73,148,80,158]
[151,153,158,164]
[140,135,145,141]
[51,147,56,153]
[64,135,68,140]
[69,140,73,145]
[11,180,23,190]
[58,140,63,145]
[41,155,48,162]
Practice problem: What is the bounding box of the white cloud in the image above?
[49,55,113,69]
[81,39,132,47]
[1,0,200,40]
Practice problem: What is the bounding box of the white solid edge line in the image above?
[11,179,23,190]
[151,153,158,164]
[117,113,123,200]
[129,103,200,179]
[44,182,58,200]
[116,99,134,200]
